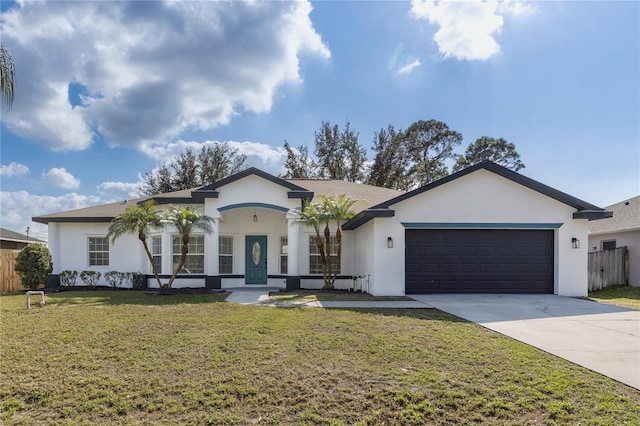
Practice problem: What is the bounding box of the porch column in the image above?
[286,210,301,289]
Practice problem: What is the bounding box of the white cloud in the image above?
[411,0,535,61]
[141,140,287,176]
[0,1,329,151]
[0,191,105,243]
[397,59,421,75]
[0,162,29,177]
[42,168,80,189]
[96,181,142,199]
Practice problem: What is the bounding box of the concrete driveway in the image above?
[410,294,640,390]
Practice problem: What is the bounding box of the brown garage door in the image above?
[405,229,554,294]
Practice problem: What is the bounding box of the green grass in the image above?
[1,291,639,425]
[589,285,640,309]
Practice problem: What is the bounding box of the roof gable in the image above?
[375,161,606,214]
[343,161,610,230]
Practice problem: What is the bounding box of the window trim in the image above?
[150,235,162,274]
[280,236,288,274]
[308,235,340,275]
[88,236,109,267]
[219,235,234,275]
[171,234,205,275]
[602,240,616,251]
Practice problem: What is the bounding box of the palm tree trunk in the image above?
[323,224,333,289]
[140,235,163,288]
[167,235,190,289]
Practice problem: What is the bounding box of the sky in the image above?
[1,0,638,242]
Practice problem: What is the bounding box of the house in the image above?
[0,227,46,252]
[588,195,639,286]
[33,161,610,297]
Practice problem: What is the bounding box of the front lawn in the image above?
[1,291,638,425]
[589,285,640,309]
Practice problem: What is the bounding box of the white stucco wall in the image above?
[589,230,640,286]
[360,169,591,296]
[52,222,146,287]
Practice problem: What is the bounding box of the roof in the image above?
[284,179,403,214]
[32,170,403,224]
[0,227,46,244]
[32,187,196,224]
[32,162,609,227]
[589,195,640,235]
[343,161,611,230]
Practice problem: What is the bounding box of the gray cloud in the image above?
[1,1,329,151]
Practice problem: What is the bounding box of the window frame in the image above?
[150,235,162,274]
[280,236,288,274]
[308,235,340,275]
[602,240,616,251]
[171,234,205,274]
[88,236,110,267]
[219,235,234,275]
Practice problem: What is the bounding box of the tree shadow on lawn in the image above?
[42,290,230,307]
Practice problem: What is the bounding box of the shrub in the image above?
[131,272,147,289]
[14,245,53,290]
[79,270,101,287]
[104,271,126,288]
[59,270,79,287]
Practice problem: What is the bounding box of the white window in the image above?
[219,235,233,274]
[280,236,288,274]
[151,235,162,274]
[309,236,340,274]
[88,237,109,266]
[172,235,204,274]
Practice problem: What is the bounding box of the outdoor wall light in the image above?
[571,237,580,249]
[253,210,258,222]
[387,237,393,248]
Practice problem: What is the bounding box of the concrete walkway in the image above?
[411,294,640,390]
[224,290,432,308]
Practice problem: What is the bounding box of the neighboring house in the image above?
[33,161,609,297]
[0,227,46,252]
[588,195,639,286]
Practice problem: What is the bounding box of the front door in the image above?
[245,235,267,285]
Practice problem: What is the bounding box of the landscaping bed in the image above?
[1,291,638,425]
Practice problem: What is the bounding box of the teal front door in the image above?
[245,236,267,285]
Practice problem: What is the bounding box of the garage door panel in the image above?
[405,229,554,294]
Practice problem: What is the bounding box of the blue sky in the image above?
[1,0,638,241]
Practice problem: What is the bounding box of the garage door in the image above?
[405,229,554,294]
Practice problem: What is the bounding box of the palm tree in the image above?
[163,206,214,289]
[323,195,357,289]
[299,196,357,290]
[299,200,331,288]
[107,200,164,288]
[1,44,15,109]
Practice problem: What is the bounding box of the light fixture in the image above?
[571,237,580,249]
[387,237,393,248]
[253,210,258,222]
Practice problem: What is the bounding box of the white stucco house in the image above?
[588,195,639,286]
[33,161,610,297]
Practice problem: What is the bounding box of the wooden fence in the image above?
[0,251,26,294]
[588,246,629,292]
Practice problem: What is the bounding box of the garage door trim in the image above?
[402,222,563,229]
